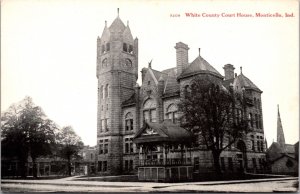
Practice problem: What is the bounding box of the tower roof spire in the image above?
[277,104,286,150]
[117,8,119,17]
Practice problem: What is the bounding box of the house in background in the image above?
[266,105,298,175]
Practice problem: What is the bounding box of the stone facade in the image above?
[96,12,266,176]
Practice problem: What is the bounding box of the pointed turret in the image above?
[277,104,286,150]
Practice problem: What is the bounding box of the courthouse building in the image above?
[96,10,266,181]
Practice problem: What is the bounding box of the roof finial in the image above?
[148,59,153,68]
[240,66,243,74]
[198,48,201,56]
[127,20,129,26]
[117,8,119,17]
[105,20,107,27]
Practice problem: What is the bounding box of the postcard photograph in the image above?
[1,0,299,192]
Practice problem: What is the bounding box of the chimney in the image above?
[175,42,189,76]
[223,64,235,80]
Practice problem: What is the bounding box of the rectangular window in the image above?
[98,161,102,171]
[99,144,103,154]
[104,143,108,154]
[125,160,128,171]
[125,142,129,153]
[129,160,133,171]
[252,140,255,151]
[130,119,133,130]
[101,120,105,132]
[194,157,200,172]
[221,157,225,170]
[103,161,107,172]
[252,158,257,169]
[130,142,134,153]
[105,119,109,131]
[228,157,233,170]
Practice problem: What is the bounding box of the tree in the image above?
[1,96,56,178]
[178,76,249,174]
[57,126,83,176]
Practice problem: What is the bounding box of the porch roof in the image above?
[133,120,194,144]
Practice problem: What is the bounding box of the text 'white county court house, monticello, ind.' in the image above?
[96,10,266,181]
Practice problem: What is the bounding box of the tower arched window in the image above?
[128,45,133,54]
[125,112,133,131]
[105,84,109,98]
[249,113,253,127]
[255,114,259,128]
[143,99,156,123]
[100,85,104,99]
[106,43,110,52]
[102,45,105,53]
[166,104,178,123]
[102,58,107,67]
[123,43,128,52]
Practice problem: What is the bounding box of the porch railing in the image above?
[138,158,192,166]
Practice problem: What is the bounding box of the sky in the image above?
[2,0,299,146]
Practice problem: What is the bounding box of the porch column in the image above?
[163,144,166,165]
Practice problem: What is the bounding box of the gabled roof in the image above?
[269,153,297,164]
[285,144,295,154]
[133,120,194,144]
[178,55,223,79]
[233,73,262,92]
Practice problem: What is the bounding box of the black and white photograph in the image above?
[1,0,299,192]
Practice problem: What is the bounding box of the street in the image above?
[1,177,298,192]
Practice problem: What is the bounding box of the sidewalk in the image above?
[2,176,298,187]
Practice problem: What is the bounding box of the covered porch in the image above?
[133,120,195,182]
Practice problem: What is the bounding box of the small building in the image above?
[269,154,298,175]
[266,105,298,175]
[133,120,194,182]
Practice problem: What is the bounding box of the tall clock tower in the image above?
[96,9,138,175]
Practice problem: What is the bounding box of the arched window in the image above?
[143,99,156,122]
[123,43,127,52]
[105,84,109,98]
[249,113,253,127]
[106,43,110,52]
[257,99,260,109]
[254,98,256,107]
[184,85,190,96]
[128,45,133,54]
[125,112,133,131]
[102,45,105,53]
[255,114,259,128]
[125,58,132,67]
[102,58,107,67]
[100,85,104,99]
[166,104,178,123]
